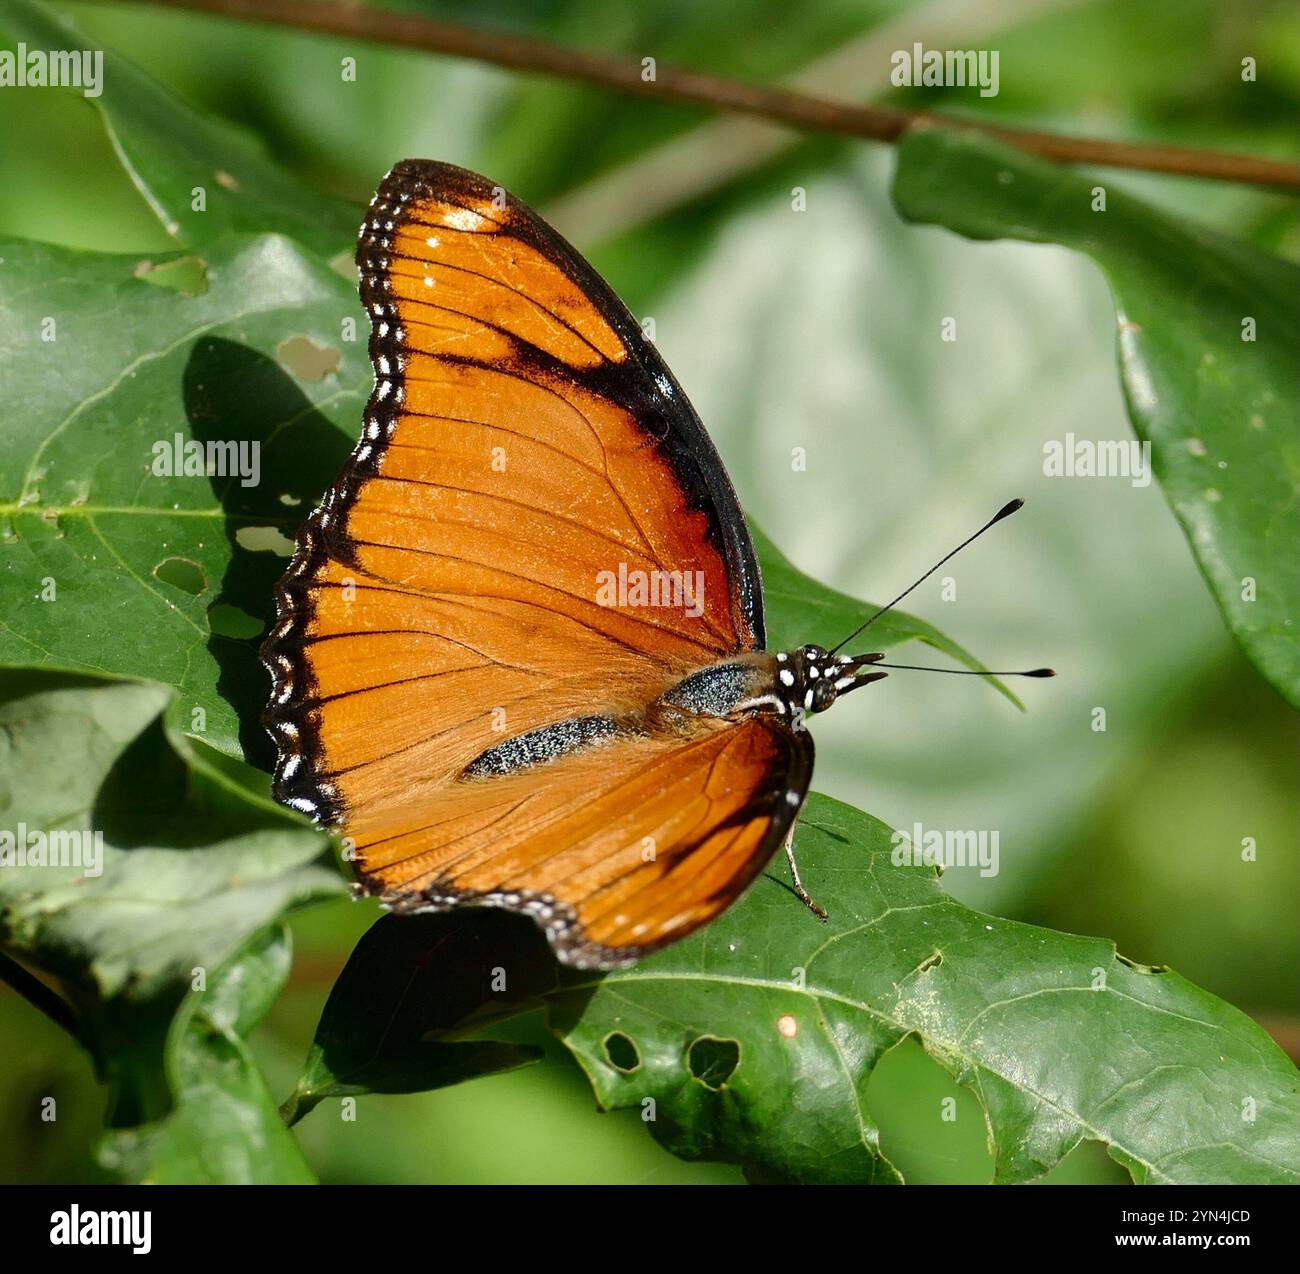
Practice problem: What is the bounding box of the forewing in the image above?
[262,160,764,824]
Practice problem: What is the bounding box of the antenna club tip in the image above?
[995,497,1025,521]
[1028,667,1056,677]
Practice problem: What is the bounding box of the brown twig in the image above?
[1253,1014,1300,1064]
[87,0,1298,192]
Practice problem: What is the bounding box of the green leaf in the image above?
[100,925,316,1183]
[0,0,356,255]
[0,670,343,1118]
[0,233,368,761]
[891,129,1300,707]
[282,909,546,1126]
[557,795,1300,1183]
[298,797,1300,1184]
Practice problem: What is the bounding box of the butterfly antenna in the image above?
[871,662,1055,677]
[828,499,1025,656]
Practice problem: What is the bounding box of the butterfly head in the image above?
[776,646,887,716]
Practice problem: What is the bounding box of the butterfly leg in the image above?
[784,828,828,922]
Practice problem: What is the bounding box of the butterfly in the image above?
[261,160,1049,970]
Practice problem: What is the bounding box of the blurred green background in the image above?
[1,0,1295,1183]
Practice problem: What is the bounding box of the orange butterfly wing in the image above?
[263,161,807,966]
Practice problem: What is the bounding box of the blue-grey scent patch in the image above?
[465,715,619,777]
[662,663,753,717]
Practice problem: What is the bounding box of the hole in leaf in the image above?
[277,333,342,382]
[152,556,206,595]
[135,255,209,297]
[207,602,264,639]
[235,524,295,555]
[1115,952,1170,974]
[917,950,943,973]
[603,1032,640,1073]
[687,1036,740,1090]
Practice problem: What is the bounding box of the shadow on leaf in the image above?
[182,337,353,767]
[285,909,596,1125]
